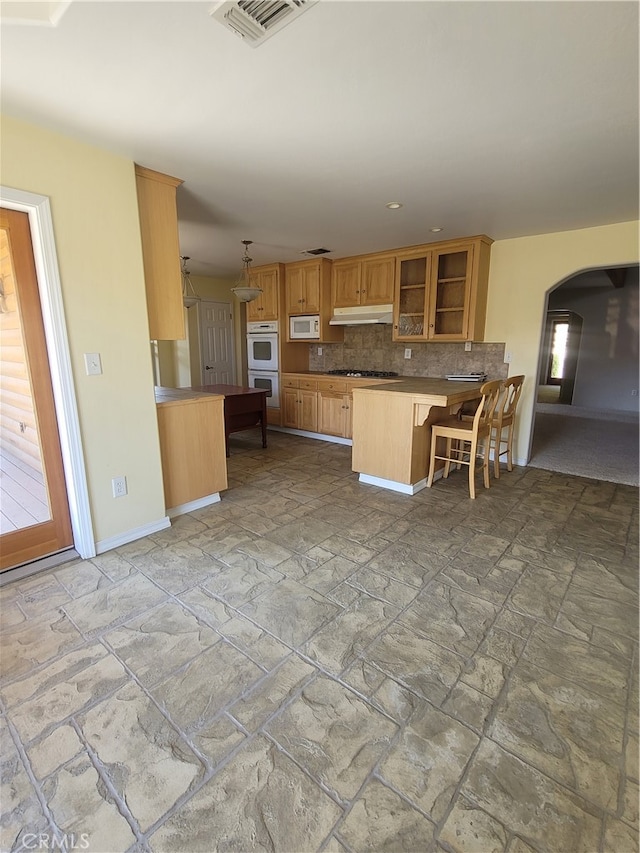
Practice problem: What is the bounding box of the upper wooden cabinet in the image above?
[246,264,282,322]
[393,236,492,342]
[135,165,184,341]
[331,254,395,308]
[285,262,321,315]
[283,258,343,342]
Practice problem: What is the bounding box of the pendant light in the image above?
[181,256,200,308]
[231,240,262,302]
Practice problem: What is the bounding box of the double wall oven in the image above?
[247,321,279,408]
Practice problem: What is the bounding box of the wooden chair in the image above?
[426,379,503,499]
[491,375,524,478]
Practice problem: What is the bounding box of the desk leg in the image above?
[225,429,230,457]
[261,397,267,448]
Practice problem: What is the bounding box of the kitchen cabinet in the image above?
[282,375,318,431]
[393,236,492,342]
[317,379,351,438]
[283,259,343,342]
[285,262,321,315]
[246,264,282,322]
[135,165,184,341]
[155,388,228,513]
[331,254,395,308]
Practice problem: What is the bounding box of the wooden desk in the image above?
[351,378,490,495]
[190,385,267,456]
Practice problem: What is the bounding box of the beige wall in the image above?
[1,115,166,545]
[485,220,640,463]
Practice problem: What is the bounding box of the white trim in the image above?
[269,426,352,446]
[167,492,221,519]
[96,516,170,554]
[358,473,429,495]
[1,185,96,558]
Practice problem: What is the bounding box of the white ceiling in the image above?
[2,1,638,277]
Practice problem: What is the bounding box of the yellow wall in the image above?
[486,220,640,463]
[1,115,166,545]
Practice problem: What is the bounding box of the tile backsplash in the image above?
[308,325,508,379]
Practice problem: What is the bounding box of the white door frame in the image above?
[1,186,95,559]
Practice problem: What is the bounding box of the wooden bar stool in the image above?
[426,379,503,499]
[491,375,525,477]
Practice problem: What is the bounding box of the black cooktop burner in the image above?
[327,369,399,378]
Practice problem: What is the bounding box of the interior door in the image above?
[199,300,235,385]
[0,208,73,571]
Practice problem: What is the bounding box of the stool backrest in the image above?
[499,375,525,420]
[472,379,503,432]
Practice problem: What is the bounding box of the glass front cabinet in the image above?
[393,236,492,342]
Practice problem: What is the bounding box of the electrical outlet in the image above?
[464,341,472,352]
[84,352,102,375]
[112,476,127,498]
[632,389,638,396]
[504,351,512,363]
[404,348,412,359]
[318,346,323,355]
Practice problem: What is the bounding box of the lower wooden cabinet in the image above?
[318,391,352,438]
[282,387,317,431]
[156,390,228,512]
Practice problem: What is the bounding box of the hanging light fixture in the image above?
[231,240,262,302]
[181,256,200,308]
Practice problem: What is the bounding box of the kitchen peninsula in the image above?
[351,377,488,494]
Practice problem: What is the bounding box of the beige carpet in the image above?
[530,405,639,486]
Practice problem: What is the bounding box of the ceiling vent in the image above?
[302,247,331,256]
[210,0,317,47]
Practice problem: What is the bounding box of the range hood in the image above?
[329,305,394,326]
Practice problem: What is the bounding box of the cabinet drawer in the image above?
[281,376,299,388]
[299,379,318,390]
[317,379,347,393]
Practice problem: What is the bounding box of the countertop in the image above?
[154,386,224,405]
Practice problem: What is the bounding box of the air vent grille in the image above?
[302,247,331,255]
[210,0,316,47]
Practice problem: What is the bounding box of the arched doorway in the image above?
[528,265,639,485]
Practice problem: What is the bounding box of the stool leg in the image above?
[482,434,491,490]
[443,438,453,479]
[493,426,501,479]
[468,438,477,499]
[426,429,438,488]
[506,422,515,471]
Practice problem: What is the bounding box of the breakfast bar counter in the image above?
[351,377,487,494]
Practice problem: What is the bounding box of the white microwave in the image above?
[290,315,320,340]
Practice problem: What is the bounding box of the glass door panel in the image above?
[394,254,428,340]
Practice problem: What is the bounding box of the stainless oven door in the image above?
[247,370,279,408]
[247,333,278,371]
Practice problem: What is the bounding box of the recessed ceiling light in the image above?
[429,227,443,232]
[385,202,403,210]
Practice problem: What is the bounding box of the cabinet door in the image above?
[318,391,349,437]
[361,256,395,305]
[247,268,280,321]
[332,260,361,308]
[282,388,299,428]
[393,252,429,341]
[285,267,305,315]
[299,389,318,432]
[301,266,321,314]
[135,166,184,341]
[427,246,472,340]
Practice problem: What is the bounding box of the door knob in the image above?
[205,365,214,370]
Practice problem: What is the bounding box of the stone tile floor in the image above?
[1,431,638,853]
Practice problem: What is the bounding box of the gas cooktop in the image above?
[327,369,399,378]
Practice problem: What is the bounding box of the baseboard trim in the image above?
[167,493,221,518]
[269,426,352,446]
[95,516,171,554]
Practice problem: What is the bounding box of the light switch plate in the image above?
[84,352,102,375]
[404,348,412,359]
